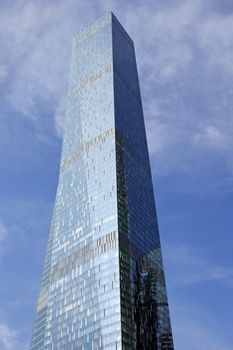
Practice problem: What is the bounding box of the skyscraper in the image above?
[30,13,174,350]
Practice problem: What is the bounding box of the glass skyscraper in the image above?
[30,13,174,350]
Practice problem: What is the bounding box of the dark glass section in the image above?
[112,14,174,350]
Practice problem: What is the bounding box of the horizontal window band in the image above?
[50,230,118,281]
[75,17,111,44]
[60,127,115,173]
[68,64,112,99]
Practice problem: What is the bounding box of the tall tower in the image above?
[30,13,174,350]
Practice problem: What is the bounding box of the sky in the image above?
[0,0,233,349]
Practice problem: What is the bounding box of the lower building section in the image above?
[133,249,173,350]
[116,132,174,350]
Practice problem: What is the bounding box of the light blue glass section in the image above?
[30,14,121,350]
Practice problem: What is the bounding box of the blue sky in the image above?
[0,0,233,349]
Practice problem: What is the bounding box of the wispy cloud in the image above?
[0,324,18,350]
[0,323,28,350]
[164,243,233,287]
[172,302,232,350]
[0,221,8,250]
[164,241,233,349]
[120,0,233,182]
[0,0,98,130]
[199,14,233,75]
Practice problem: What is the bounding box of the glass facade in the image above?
[30,13,174,350]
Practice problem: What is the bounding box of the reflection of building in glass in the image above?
[30,13,174,350]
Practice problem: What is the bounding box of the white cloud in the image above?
[164,243,233,287]
[0,64,8,82]
[172,304,232,350]
[0,324,18,350]
[0,323,27,350]
[0,221,8,243]
[193,125,225,148]
[54,96,67,137]
[164,242,233,348]
[199,14,233,74]
[0,0,96,126]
